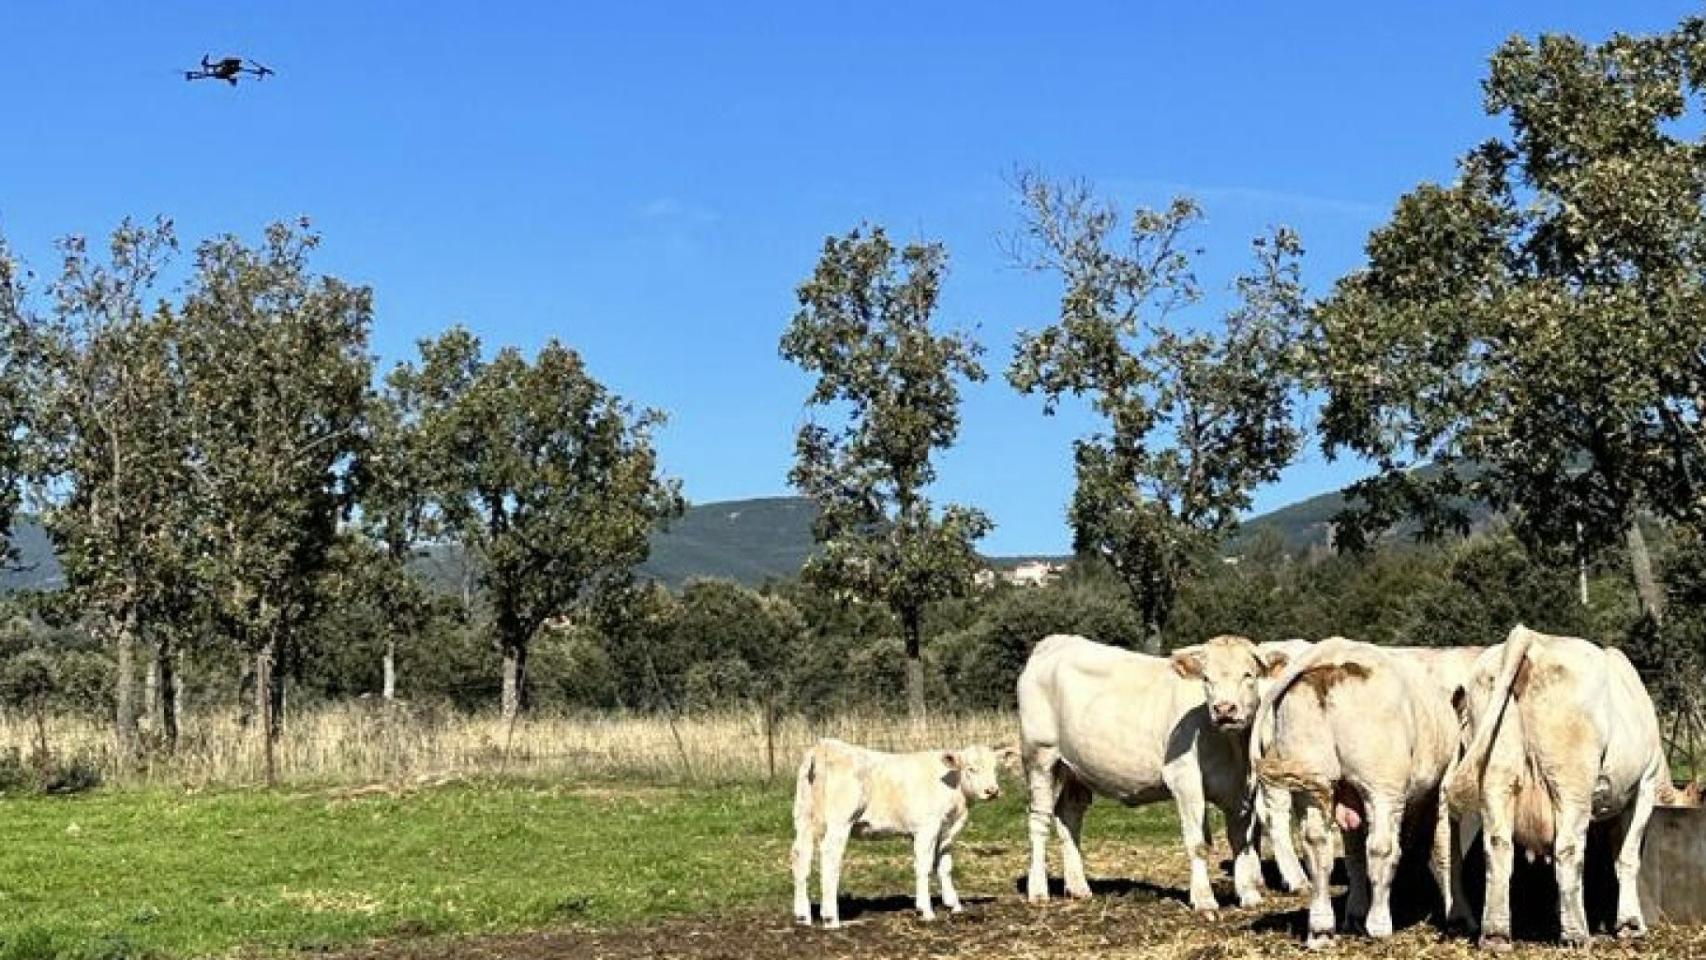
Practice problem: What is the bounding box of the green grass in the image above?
[0,782,1177,959]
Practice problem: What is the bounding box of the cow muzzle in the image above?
[1210,702,1247,728]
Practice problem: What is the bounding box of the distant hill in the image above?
[0,474,1498,594]
[0,518,62,593]
[1228,464,1496,555]
[640,496,819,586]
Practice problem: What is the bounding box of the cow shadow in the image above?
[1452,820,1623,943]
[1249,848,1450,938]
[1009,876,1192,905]
[837,894,997,922]
[1249,823,1624,945]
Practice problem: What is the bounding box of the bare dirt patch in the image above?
[338,854,1706,960]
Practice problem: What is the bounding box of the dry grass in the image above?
[0,705,1018,788]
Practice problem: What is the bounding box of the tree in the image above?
[1312,20,1706,625]
[1006,174,1307,651]
[0,238,38,570]
[780,225,991,721]
[353,370,440,700]
[177,221,371,783]
[400,328,681,720]
[8,219,193,759]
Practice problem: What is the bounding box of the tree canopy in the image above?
[781,225,991,720]
[1313,21,1706,624]
[1007,173,1307,649]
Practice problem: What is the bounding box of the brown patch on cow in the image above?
[1169,650,1204,679]
[1511,657,1563,700]
[1297,661,1371,705]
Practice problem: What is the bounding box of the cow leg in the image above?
[1024,748,1064,902]
[819,820,852,929]
[1433,795,1476,932]
[1478,815,1516,951]
[1265,786,1310,893]
[1552,802,1593,947]
[1362,795,1402,939]
[1226,798,1264,908]
[1054,777,1093,899]
[1169,774,1220,915]
[936,816,967,914]
[791,821,815,924]
[1299,801,1338,950]
[1342,821,1371,933]
[1613,772,1658,939]
[912,830,939,921]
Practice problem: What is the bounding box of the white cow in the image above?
[790,738,1012,928]
[1017,633,1290,914]
[1443,625,1665,949]
[1254,643,1485,896]
[1254,637,1470,949]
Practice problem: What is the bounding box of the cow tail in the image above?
[1446,625,1536,814]
[793,744,820,836]
[1254,756,1333,814]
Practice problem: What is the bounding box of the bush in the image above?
[0,746,104,797]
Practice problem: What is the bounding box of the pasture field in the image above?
[3,781,1706,960]
[1,709,1703,960]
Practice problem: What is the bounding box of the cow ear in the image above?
[1170,650,1204,679]
[1261,652,1290,678]
[941,751,960,770]
[993,744,1021,770]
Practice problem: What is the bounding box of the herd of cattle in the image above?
[790,626,1669,951]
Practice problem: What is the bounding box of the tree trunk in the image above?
[1626,520,1665,626]
[158,643,179,753]
[901,607,926,724]
[1143,617,1164,656]
[237,658,255,728]
[1576,521,1591,607]
[501,641,528,722]
[382,636,397,701]
[143,651,160,733]
[113,611,139,758]
[257,642,278,786]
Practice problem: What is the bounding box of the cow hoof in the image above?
[1066,886,1093,901]
[793,915,812,926]
[1195,907,1220,922]
[1238,890,1264,909]
[823,919,842,931]
[917,912,936,923]
[1560,931,1590,949]
[1617,919,1646,941]
[1477,933,1512,953]
[1026,892,1050,906]
[1305,932,1335,951]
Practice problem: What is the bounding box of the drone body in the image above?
[185,55,274,86]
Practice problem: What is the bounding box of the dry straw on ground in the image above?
[0,706,1018,788]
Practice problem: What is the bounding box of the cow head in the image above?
[942,745,1010,802]
[1171,634,1283,731]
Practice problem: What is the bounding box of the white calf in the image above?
[790,738,1010,927]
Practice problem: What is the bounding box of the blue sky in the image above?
[0,2,1694,554]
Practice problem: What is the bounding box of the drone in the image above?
[184,55,274,86]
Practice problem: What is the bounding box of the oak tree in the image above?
[1007,174,1307,650]
[1313,20,1706,624]
[781,225,991,720]
[398,328,681,720]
